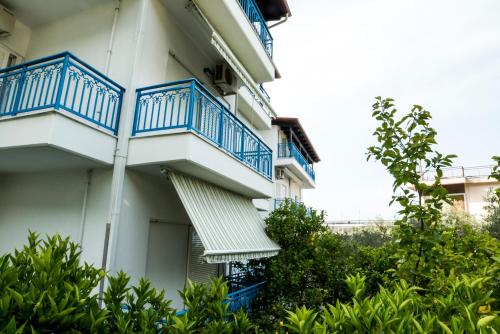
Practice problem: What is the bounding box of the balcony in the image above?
[194,0,275,82]
[0,52,124,172]
[127,79,273,198]
[238,0,273,58]
[274,197,303,209]
[276,142,316,188]
[421,166,494,181]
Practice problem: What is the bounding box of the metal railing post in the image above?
[218,110,224,146]
[12,65,27,115]
[114,88,125,135]
[55,54,70,110]
[131,90,141,136]
[240,128,245,160]
[187,80,196,130]
[257,141,261,172]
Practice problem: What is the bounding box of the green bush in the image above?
[484,190,500,239]
[0,232,106,333]
[0,232,258,333]
[282,271,500,333]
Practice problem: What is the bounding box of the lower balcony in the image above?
[274,197,303,209]
[276,142,316,188]
[0,52,124,172]
[127,79,273,198]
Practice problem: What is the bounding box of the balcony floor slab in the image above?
[0,110,117,172]
[275,157,316,189]
[127,132,273,198]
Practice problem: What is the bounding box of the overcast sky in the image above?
[266,0,500,221]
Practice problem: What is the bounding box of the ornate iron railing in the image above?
[238,0,273,58]
[274,197,303,209]
[278,142,316,181]
[133,79,272,179]
[258,84,270,102]
[0,52,124,134]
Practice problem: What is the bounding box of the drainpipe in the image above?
[78,169,92,246]
[100,0,149,296]
[105,0,121,75]
[268,14,289,29]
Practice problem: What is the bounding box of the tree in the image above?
[485,156,500,239]
[367,97,456,284]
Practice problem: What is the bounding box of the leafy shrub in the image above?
[0,232,258,333]
[262,200,355,305]
[282,271,500,333]
[0,232,106,333]
[484,190,500,239]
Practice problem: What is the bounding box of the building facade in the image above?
[0,0,319,308]
[421,165,499,221]
[255,117,319,212]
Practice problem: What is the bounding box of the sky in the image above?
[265,0,500,221]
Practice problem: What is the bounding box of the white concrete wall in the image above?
[146,222,189,308]
[114,169,190,287]
[465,182,498,220]
[26,1,114,70]
[0,168,112,267]
[0,19,31,58]
[24,0,138,86]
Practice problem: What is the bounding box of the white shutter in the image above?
[188,229,219,283]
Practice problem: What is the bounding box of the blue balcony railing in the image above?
[132,79,273,179]
[175,280,265,317]
[0,52,124,134]
[278,142,316,181]
[226,281,265,313]
[274,198,303,209]
[258,84,270,102]
[238,0,273,58]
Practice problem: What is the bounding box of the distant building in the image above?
[326,220,395,234]
[255,117,320,213]
[420,165,499,220]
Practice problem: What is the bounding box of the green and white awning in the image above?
[169,172,280,263]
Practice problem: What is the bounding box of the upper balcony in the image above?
[237,0,273,58]
[194,0,280,82]
[276,142,316,187]
[127,79,273,198]
[272,117,320,189]
[0,52,124,172]
[420,165,496,186]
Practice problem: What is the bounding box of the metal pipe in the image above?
[105,0,121,75]
[268,14,289,29]
[103,0,149,280]
[78,169,92,246]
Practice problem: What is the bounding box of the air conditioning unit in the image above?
[0,5,15,38]
[214,63,237,94]
[276,168,285,180]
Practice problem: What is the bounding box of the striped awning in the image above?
[169,172,280,263]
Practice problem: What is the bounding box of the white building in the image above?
[0,0,319,308]
[421,166,499,221]
[255,117,319,212]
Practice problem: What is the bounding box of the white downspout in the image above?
[78,169,92,246]
[105,0,121,75]
[268,14,289,29]
[103,0,149,279]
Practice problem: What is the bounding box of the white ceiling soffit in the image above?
[169,171,280,263]
[3,0,114,28]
